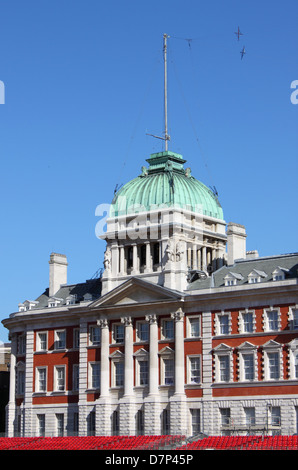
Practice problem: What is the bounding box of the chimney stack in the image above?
[227,223,247,265]
[49,253,68,297]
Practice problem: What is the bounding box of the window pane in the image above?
[268,352,280,379]
[164,359,174,385]
[115,362,124,386]
[190,357,201,384]
[219,316,229,335]
[219,356,230,382]
[189,318,200,337]
[243,354,254,380]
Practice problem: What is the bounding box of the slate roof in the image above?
[187,253,298,291]
[34,277,102,308]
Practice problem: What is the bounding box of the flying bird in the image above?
[234,26,243,41]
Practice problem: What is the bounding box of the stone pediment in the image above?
[89,277,183,308]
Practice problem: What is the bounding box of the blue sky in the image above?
[0,0,297,343]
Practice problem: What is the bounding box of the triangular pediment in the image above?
[238,341,257,351]
[213,343,232,352]
[89,277,183,308]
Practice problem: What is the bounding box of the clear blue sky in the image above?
[0,0,297,343]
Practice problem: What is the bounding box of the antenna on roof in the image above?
[146,33,171,150]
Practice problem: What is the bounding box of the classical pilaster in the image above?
[23,329,34,437]
[119,316,135,435]
[144,314,161,435]
[78,320,88,436]
[7,333,17,437]
[170,308,187,435]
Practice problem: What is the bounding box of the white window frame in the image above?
[36,367,47,393]
[287,338,298,380]
[186,315,201,339]
[56,413,64,436]
[112,323,125,344]
[134,349,149,387]
[289,305,298,330]
[16,362,25,395]
[54,365,66,392]
[263,307,281,332]
[214,312,231,336]
[159,347,175,386]
[187,355,201,385]
[136,321,149,343]
[110,351,124,388]
[36,331,48,352]
[88,362,100,390]
[89,325,101,346]
[18,334,26,355]
[161,319,174,341]
[54,329,66,350]
[262,340,283,381]
[73,328,80,349]
[238,310,255,334]
[73,364,79,391]
[238,343,258,382]
[213,344,233,383]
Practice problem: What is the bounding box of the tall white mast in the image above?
[146,34,170,150]
[163,33,170,151]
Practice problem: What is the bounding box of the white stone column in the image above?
[171,308,185,395]
[98,318,110,397]
[131,243,138,275]
[119,246,125,274]
[7,333,17,436]
[23,329,34,437]
[202,246,207,271]
[145,314,159,396]
[170,308,187,435]
[96,318,111,436]
[121,316,134,396]
[144,314,160,435]
[78,320,88,436]
[144,241,152,273]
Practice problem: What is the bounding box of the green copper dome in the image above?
[110,151,224,220]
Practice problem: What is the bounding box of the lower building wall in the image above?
[12,396,298,438]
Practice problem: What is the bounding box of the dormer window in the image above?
[48,297,63,308]
[248,269,267,284]
[224,272,244,287]
[272,267,288,281]
[66,295,77,305]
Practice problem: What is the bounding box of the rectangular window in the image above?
[139,360,148,386]
[162,319,174,340]
[268,311,279,331]
[90,326,101,346]
[164,358,174,385]
[191,409,201,435]
[18,335,26,355]
[113,324,124,343]
[73,328,80,349]
[37,332,47,351]
[73,364,79,391]
[271,407,281,427]
[137,322,149,342]
[55,330,66,349]
[90,363,100,389]
[37,414,45,437]
[37,367,47,392]
[293,309,298,330]
[189,357,201,384]
[268,352,280,379]
[219,315,229,335]
[243,353,254,380]
[17,370,25,395]
[243,312,254,333]
[56,414,64,437]
[245,408,256,427]
[219,356,230,382]
[55,366,65,391]
[188,317,200,338]
[115,362,124,387]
